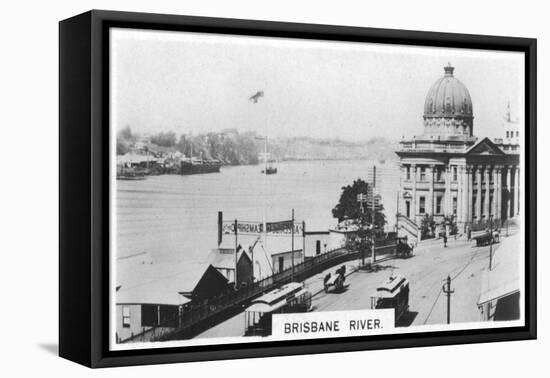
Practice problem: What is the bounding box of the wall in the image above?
[271,250,304,274]
[2,0,546,377]
[304,232,331,257]
[115,304,146,342]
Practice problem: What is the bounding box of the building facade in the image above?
[396,64,520,238]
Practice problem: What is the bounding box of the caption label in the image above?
[272,309,394,339]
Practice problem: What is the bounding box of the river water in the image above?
[115,159,401,266]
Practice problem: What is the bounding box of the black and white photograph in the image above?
[109,27,526,350]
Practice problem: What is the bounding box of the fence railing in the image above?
[120,238,399,344]
[120,246,353,343]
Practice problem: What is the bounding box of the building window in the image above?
[516,131,519,137]
[406,166,411,180]
[122,306,131,328]
[316,240,321,255]
[436,196,443,214]
[506,131,510,138]
[436,167,443,181]
[420,167,426,181]
[453,197,457,215]
[452,166,458,181]
[419,196,426,214]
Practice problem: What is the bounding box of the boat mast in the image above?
[264,136,268,173]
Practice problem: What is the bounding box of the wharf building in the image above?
[396,64,520,239]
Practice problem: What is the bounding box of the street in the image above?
[196,231,515,339]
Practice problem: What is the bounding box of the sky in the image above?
[110,28,525,142]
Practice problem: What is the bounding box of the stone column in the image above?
[404,163,407,214]
[457,165,463,224]
[429,165,435,216]
[506,165,512,219]
[412,164,417,222]
[497,165,502,222]
[445,165,451,216]
[468,166,475,222]
[483,165,491,221]
[515,166,520,216]
[476,165,482,222]
[461,165,469,225]
[491,165,500,220]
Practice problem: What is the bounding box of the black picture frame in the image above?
[59,9,537,368]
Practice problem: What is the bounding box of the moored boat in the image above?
[180,157,221,175]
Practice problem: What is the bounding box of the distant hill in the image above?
[117,126,399,165]
[269,136,399,162]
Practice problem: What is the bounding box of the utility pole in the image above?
[442,275,454,324]
[357,193,367,267]
[372,189,376,263]
[367,166,378,264]
[291,208,295,282]
[234,219,238,290]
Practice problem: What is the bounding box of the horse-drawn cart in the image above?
[323,265,347,293]
[396,237,414,258]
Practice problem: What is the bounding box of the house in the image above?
[328,219,360,250]
[303,231,331,258]
[115,256,229,342]
[215,233,304,279]
[271,249,304,274]
[207,246,254,286]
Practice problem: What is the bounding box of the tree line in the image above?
[117,126,261,165]
[116,126,397,166]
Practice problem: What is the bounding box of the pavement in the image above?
[196,227,519,338]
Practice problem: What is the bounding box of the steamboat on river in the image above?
[180,158,221,175]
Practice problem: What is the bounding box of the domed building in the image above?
[395,64,520,240]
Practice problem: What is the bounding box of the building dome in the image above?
[423,64,474,138]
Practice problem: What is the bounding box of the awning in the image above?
[477,234,520,306]
[478,266,519,306]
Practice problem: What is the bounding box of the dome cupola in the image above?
[423,64,474,138]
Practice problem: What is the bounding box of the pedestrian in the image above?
[443,234,447,248]
[467,226,471,241]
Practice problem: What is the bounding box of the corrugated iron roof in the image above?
[478,234,520,306]
[116,257,210,306]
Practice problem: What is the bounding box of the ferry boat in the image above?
[261,160,278,175]
[180,157,221,175]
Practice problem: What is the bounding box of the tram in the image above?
[244,282,312,336]
[370,274,410,323]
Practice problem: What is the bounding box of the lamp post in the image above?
[357,193,367,266]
